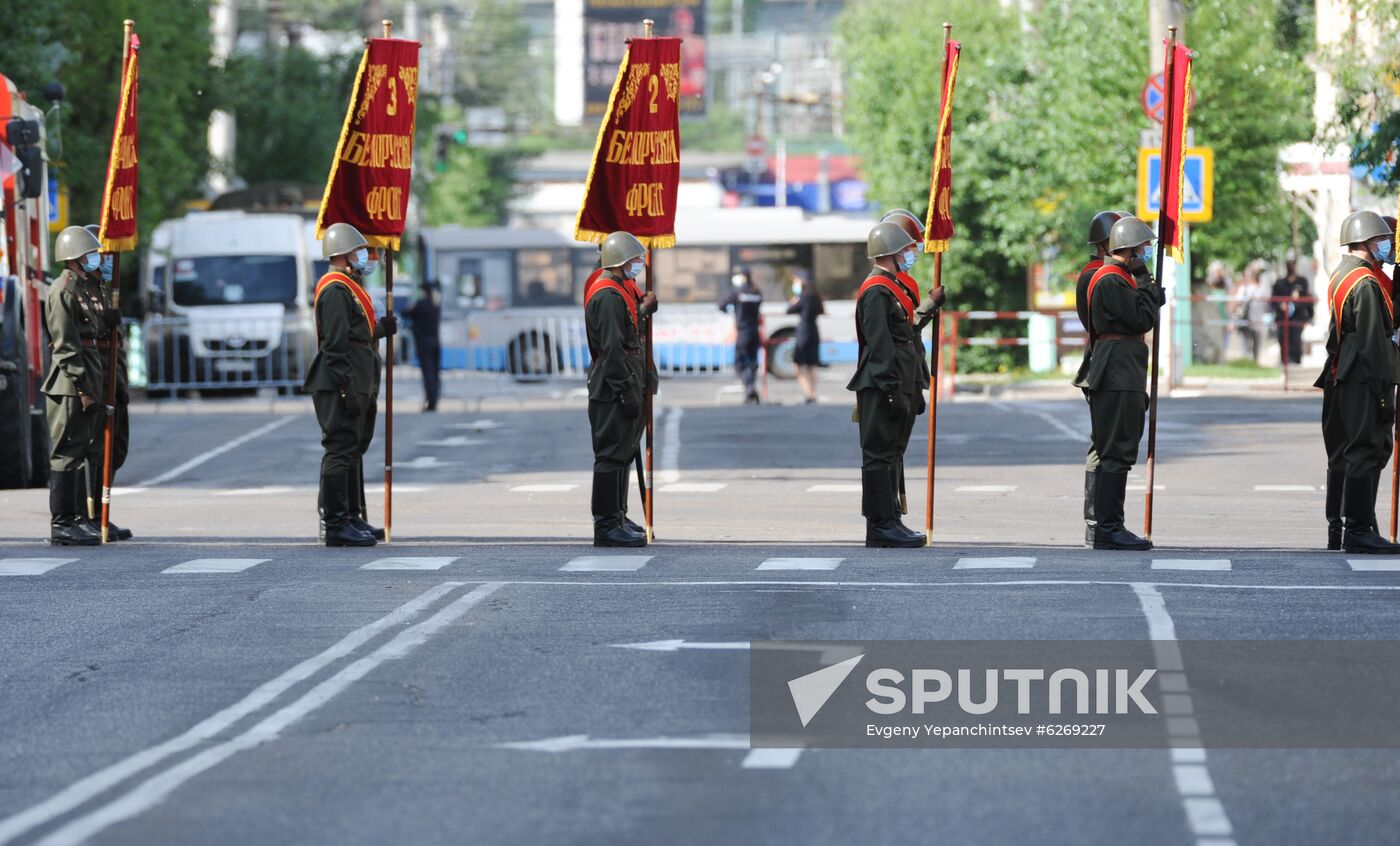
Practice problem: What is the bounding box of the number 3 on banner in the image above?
[648,76,659,113]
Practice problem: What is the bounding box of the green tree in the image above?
[1321,0,1399,192]
[420,143,520,227]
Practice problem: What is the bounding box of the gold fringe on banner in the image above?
[574,43,632,244]
[98,46,140,254]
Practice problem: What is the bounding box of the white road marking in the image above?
[1126,485,1167,491]
[498,733,750,754]
[448,419,500,431]
[990,400,1086,442]
[1253,484,1314,492]
[1348,559,1400,572]
[509,483,578,493]
[213,486,294,497]
[360,557,458,571]
[416,436,486,448]
[1152,559,1232,572]
[757,557,843,571]
[0,581,464,846]
[658,482,725,493]
[131,416,295,489]
[108,487,147,497]
[162,559,269,574]
[561,555,652,572]
[611,640,861,663]
[954,557,1036,569]
[657,405,683,484]
[806,483,861,492]
[29,583,504,846]
[741,748,804,769]
[954,485,1017,493]
[1132,583,1235,846]
[392,485,435,493]
[397,456,458,469]
[0,558,76,576]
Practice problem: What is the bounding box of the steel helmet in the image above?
[867,221,917,259]
[1384,215,1398,235]
[1107,216,1156,253]
[1087,210,1128,245]
[54,225,102,263]
[880,208,926,243]
[1340,211,1390,247]
[600,231,645,268]
[321,222,369,259]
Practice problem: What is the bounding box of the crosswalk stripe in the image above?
[741,748,804,768]
[1347,559,1400,572]
[509,484,579,493]
[954,485,1017,493]
[658,483,726,493]
[1152,559,1232,571]
[0,558,77,576]
[756,558,843,571]
[1253,485,1314,492]
[561,555,653,572]
[360,557,458,571]
[162,559,270,574]
[954,557,1036,570]
[806,483,861,493]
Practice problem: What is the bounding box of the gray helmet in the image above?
[600,231,645,268]
[1340,210,1391,247]
[54,225,102,263]
[1107,216,1156,253]
[321,222,369,259]
[1087,210,1128,245]
[867,221,917,259]
[880,208,925,244]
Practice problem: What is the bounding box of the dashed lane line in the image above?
[954,557,1036,570]
[0,558,76,576]
[560,555,653,572]
[1152,560,1231,572]
[161,559,269,574]
[658,482,726,493]
[360,557,459,571]
[756,558,843,571]
[509,484,579,493]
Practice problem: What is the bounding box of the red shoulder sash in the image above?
[1079,259,1104,281]
[857,275,915,323]
[313,271,377,335]
[585,277,638,328]
[1084,264,1136,346]
[894,272,922,307]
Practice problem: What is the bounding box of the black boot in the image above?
[348,460,386,541]
[1092,472,1152,550]
[593,469,645,547]
[87,465,132,541]
[1083,470,1099,546]
[1325,469,1344,551]
[322,470,376,547]
[1369,469,1386,535]
[619,461,645,535]
[50,470,99,546]
[885,464,923,542]
[1342,473,1400,554]
[865,468,924,548]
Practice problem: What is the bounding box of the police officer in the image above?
[1074,210,1128,542]
[1314,210,1400,554]
[304,223,396,547]
[878,209,946,515]
[849,221,925,548]
[585,231,658,546]
[1073,216,1163,551]
[82,224,133,541]
[43,226,117,545]
[720,266,763,404]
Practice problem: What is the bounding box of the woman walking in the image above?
[786,269,824,404]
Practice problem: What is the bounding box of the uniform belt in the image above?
[79,338,102,348]
[1096,333,1144,342]
[354,339,374,348]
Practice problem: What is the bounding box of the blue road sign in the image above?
[1137,147,1213,223]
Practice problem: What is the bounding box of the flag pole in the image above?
[924,21,951,548]
[380,19,395,544]
[1144,25,1177,541]
[640,17,657,544]
[99,17,135,544]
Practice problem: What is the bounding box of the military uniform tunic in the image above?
[847,268,919,470]
[1073,257,1105,471]
[585,269,648,469]
[1073,260,1161,475]
[304,272,378,478]
[90,276,130,473]
[42,269,107,472]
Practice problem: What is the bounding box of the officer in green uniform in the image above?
[305,223,396,547]
[43,226,116,545]
[83,224,133,541]
[1074,210,1128,542]
[1073,216,1163,550]
[1314,210,1400,554]
[879,209,946,516]
[585,231,658,547]
[849,221,925,548]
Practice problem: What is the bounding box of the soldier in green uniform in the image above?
[1074,210,1128,542]
[849,221,925,548]
[1073,216,1163,550]
[43,227,117,545]
[304,223,396,547]
[1314,210,1400,554]
[585,231,658,547]
[83,224,133,541]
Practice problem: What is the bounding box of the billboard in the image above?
[584,0,706,119]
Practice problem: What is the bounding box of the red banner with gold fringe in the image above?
[923,39,961,254]
[1160,40,1194,263]
[98,32,139,253]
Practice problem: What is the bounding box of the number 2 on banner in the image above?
[648,75,659,113]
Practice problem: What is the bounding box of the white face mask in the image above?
[791,281,803,296]
[625,259,646,280]
[732,274,746,288]
[349,247,370,274]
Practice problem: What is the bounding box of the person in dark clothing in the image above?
[82,223,134,542]
[1271,259,1313,366]
[406,279,443,412]
[785,269,824,403]
[720,266,764,404]
[1313,210,1400,554]
[1074,209,1128,542]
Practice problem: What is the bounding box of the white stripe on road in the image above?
[213,486,294,497]
[806,483,861,492]
[954,557,1036,570]
[162,559,269,574]
[741,748,804,769]
[1126,485,1167,491]
[1132,583,1236,846]
[0,581,464,846]
[131,416,296,489]
[0,558,76,576]
[657,405,683,484]
[954,485,1017,493]
[360,557,458,571]
[1253,484,1314,492]
[1347,559,1400,572]
[658,482,725,493]
[30,583,504,846]
[561,555,652,572]
[990,400,1086,442]
[756,558,843,571]
[509,484,578,493]
[1152,560,1232,572]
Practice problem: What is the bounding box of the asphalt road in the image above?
[2,370,1398,845]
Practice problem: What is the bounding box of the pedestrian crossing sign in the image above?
[1136,147,1213,224]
